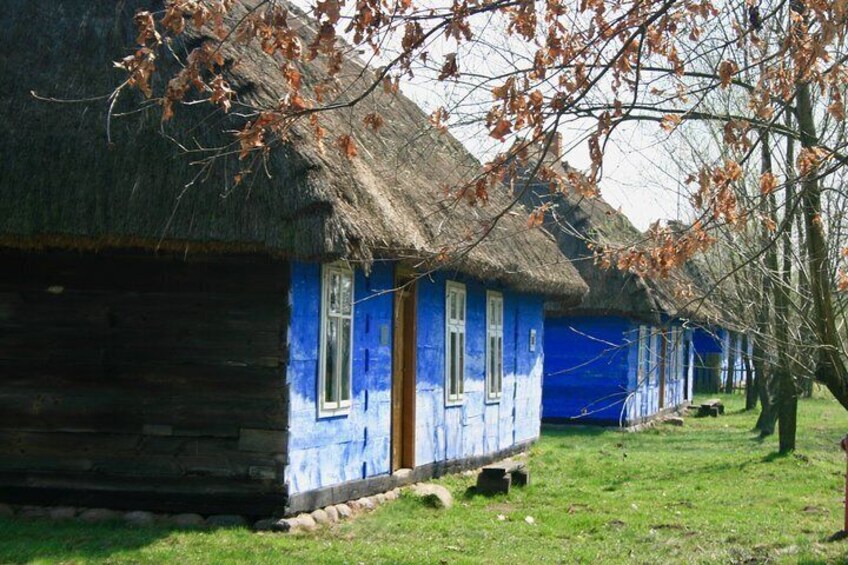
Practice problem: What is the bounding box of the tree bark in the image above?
[795,82,848,411]
[754,352,777,435]
[760,128,798,453]
[744,335,757,410]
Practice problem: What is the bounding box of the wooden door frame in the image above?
[391,272,417,471]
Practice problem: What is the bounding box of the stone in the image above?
[48,507,77,521]
[293,513,317,531]
[311,508,330,525]
[347,499,363,513]
[411,484,453,509]
[324,505,339,523]
[664,417,685,426]
[375,493,387,505]
[384,490,399,502]
[0,504,13,518]
[357,497,375,511]
[335,504,353,519]
[392,468,413,480]
[79,508,119,523]
[124,511,156,527]
[171,513,206,528]
[254,518,292,533]
[19,506,47,520]
[206,514,248,528]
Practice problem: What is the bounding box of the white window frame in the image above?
[648,327,660,385]
[636,325,650,384]
[486,291,504,402]
[445,281,466,405]
[318,263,354,417]
[668,327,681,381]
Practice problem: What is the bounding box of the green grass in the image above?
[2,394,848,564]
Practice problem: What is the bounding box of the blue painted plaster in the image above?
[286,261,395,494]
[286,263,545,494]
[544,316,690,426]
[413,272,544,467]
[543,316,631,424]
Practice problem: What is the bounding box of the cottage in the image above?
[0,1,587,515]
[691,327,751,394]
[513,142,721,427]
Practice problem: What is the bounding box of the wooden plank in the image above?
[481,460,525,475]
[238,429,287,453]
[0,473,288,516]
[0,250,291,510]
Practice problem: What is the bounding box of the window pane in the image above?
[449,291,456,320]
[329,273,340,314]
[459,293,465,321]
[450,331,457,396]
[341,273,352,315]
[458,332,465,393]
[497,335,503,393]
[325,317,339,404]
[488,336,496,393]
[340,318,351,401]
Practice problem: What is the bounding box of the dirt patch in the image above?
[651,523,686,531]
[485,502,514,514]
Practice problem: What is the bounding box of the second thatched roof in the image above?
[512,139,722,324]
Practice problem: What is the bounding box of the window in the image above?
[648,327,661,385]
[486,291,504,401]
[636,325,650,384]
[319,264,354,415]
[445,282,466,404]
[668,327,681,380]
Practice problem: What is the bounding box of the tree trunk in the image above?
[744,337,757,410]
[761,127,798,453]
[795,82,848,411]
[754,356,777,436]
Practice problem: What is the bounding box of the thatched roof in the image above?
[0,0,587,300]
[513,141,721,323]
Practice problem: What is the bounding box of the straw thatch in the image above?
[0,0,587,300]
[513,143,722,323]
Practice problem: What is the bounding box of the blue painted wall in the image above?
[413,272,544,467]
[286,261,395,494]
[286,263,545,494]
[544,316,690,426]
[692,327,723,359]
[543,316,631,425]
[721,331,748,388]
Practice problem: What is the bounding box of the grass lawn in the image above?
[2,394,848,564]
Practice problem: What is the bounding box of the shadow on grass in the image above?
[0,517,203,564]
[540,425,611,439]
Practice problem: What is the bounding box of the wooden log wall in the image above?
[0,250,289,515]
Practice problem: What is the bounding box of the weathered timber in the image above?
[0,250,290,514]
[697,398,725,418]
[476,460,529,495]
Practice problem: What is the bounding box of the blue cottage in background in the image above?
[691,327,752,394]
[0,1,587,518]
[513,136,721,427]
